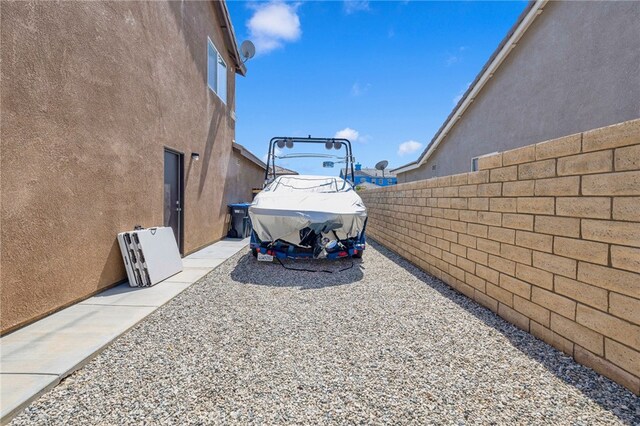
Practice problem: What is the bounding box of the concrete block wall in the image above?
[360,119,640,394]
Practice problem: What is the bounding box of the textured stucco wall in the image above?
[1,1,241,333]
[224,149,265,207]
[400,1,640,183]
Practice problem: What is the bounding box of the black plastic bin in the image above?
[228,203,252,238]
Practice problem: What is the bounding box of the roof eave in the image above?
[395,0,546,175]
[213,1,247,76]
[391,160,419,174]
[232,142,266,169]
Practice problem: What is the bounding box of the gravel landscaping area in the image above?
[11,241,639,425]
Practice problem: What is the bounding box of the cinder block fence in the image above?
[361,119,640,394]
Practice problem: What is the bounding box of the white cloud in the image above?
[343,0,370,14]
[397,140,423,156]
[358,134,372,143]
[334,127,360,142]
[247,2,301,55]
[446,54,460,66]
[387,27,395,38]
[445,46,468,66]
[350,81,371,97]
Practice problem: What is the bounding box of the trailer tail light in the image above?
[338,251,348,257]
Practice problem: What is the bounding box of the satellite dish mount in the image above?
[375,160,389,178]
[240,40,256,63]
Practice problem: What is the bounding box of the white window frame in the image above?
[207,37,227,104]
[471,157,479,172]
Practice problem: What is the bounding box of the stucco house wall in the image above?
[0,1,251,333]
[399,1,640,183]
[224,144,267,206]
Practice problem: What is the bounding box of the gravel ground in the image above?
[11,241,640,425]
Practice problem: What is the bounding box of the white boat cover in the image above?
[249,175,367,243]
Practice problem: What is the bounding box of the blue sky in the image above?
[227,0,528,175]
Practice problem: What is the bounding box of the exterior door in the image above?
[164,149,183,254]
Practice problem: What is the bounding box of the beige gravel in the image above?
[10,241,640,425]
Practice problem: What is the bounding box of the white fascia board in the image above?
[394,0,546,175]
[391,162,419,174]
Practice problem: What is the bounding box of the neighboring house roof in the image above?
[392,0,545,174]
[341,168,364,178]
[232,142,266,169]
[356,181,382,189]
[232,143,299,176]
[212,1,247,76]
[272,165,299,175]
[359,167,397,178]
[342,168,397,178]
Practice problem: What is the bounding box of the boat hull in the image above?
[248,175,367,258]
[249,206,367,244]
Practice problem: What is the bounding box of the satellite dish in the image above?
[240,40,255,62]
[375,160,389,179]
[375,160,389,171]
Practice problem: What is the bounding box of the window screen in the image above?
[207,38,227,104]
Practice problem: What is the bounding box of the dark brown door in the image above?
[164,149,183,253]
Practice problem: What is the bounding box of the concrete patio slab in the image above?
[206,238,246,246]
[185,244,247,259]
[0,237,248,425]
[1,304,157,375]
[160,267,212,283]
[181,258,226,269]
[79,282,192,307]
[0,374,59,421]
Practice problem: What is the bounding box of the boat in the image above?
[249,137,368,260]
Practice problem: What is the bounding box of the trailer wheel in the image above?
[251,248,258,258]
[352,251,363,259]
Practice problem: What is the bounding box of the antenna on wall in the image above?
[240,40,256,63]
[375,160,389,178]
